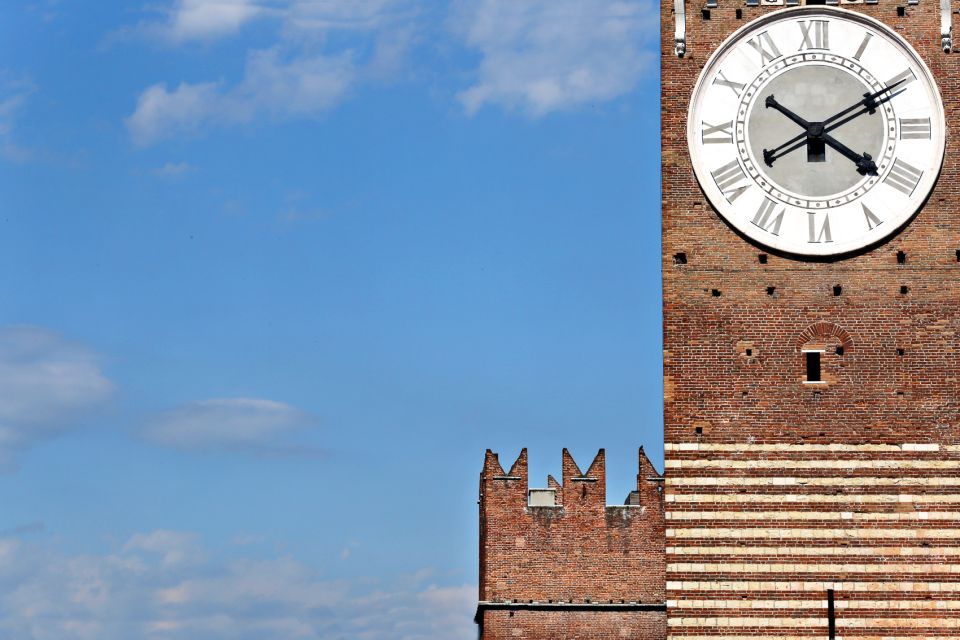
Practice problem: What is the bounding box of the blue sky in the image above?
[0,1,661,638]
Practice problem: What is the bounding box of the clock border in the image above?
[686,6,946,259]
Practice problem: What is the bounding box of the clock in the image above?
[687,7,945,257]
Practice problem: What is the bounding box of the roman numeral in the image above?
[808,211,832,244]
[712,70,745,97]
[710,159,749,203]
[751,198,784,236]
[702,120,734,144]
[885,68,916,89]
[853,31,873,61]
[900,118,931,140]
[747,31,782,66]
[798,20,829,51]
[884,158,923,195]
[862,203,883,230]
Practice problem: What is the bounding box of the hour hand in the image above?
[765,95,811,130]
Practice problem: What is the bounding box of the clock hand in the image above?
[762,86,905,166]
[764,95,812,130]
[818,129,878,175]
[820,78,907,128]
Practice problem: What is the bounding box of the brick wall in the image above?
[476,448,665,639]
[662,0,960,638]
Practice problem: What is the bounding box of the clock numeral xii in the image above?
[798,20,829,51]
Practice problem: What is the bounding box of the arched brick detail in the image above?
[795,322,854,351]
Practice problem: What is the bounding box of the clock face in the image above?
[688,7,945,256]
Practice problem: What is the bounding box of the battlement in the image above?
[481,447,664,514]
[477,447,666,638]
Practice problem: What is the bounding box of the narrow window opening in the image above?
[766,286,776,296]
[836,346,844,356]
[805,351,822,382]
[956,249,960,262]
[900,285,909,295]
[897,5,906,16]
[674,252,687,265]
[711,288,721,297]
[897,251,906,264]
[735,7,743,18]
[701,8,711,19]
[807,137,826,163]
[833,284,842,296]
[827,589,836,640]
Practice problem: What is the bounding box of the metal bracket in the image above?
[675,0,686,57]
[942,0,953,51]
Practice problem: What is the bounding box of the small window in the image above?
[807,138,826,163]
[805,351,822,382]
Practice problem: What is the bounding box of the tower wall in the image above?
[662,1,960,638]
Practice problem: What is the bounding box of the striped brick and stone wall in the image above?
[662,1,960,639]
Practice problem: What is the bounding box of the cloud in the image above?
[0,530,477,640]
[126,48,354,146]
[125,1,409,145]
[0,76,37,161]
[161,0,263,42]
[454,0,656,116]
[150,161,197,177]
[0,326,113,469]
[142,397,313,452]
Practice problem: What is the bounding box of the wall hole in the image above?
[746,348,753,356]
[758,253,768,264]
[956,249,960,262]
[897,348,905,356]
[736,7,743,18]
[805,351,822,382]
[900,285,909,295]
[711,289,721,297]
[833,284,842,296]
[674,252,687,265]
[701,8,711,19]
[766,286,776,296]
[695,426,703,435]
[836,346,844,356]
[897,251,906,264]
[897,5,906,16]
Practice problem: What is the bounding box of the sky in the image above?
[0,1,662,638]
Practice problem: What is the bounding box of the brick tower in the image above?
[662,1,960,639]
[476,448,666,638]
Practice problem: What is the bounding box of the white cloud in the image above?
[0,76,36,162]
[126,1,408,145]
[164,0,263,42]
[150,161,197,177]
[0,326,113,468]
[126,48,355,146]
[0,530,476,640]
[143,397,312,452]
[454,0,656,116]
